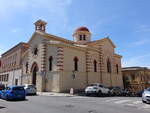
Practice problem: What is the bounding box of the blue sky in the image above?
[0,0,150,67]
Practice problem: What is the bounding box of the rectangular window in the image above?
[6,74,9,81]
[4,75,6,81]
[79,35,82,40]
[116,64,119,74]
[49,56,53,71]
[74,61,78,71]
[15,79,18,85]
[74,57,78,71]
[94,60,97,72]
[83,35,86,40]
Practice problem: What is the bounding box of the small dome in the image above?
[75,27,90,32]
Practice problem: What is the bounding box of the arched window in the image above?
[49,56,53,71]
[74,57,79,71]
[107,59,111,73]
[94,60,97,72]
[33,48,38,55]
[116,64,119,74]
[26,62,28,73]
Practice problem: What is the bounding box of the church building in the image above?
[0,20,123,92]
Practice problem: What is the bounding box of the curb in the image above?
[37,92,75,97]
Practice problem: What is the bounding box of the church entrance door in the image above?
[31,63,39,85]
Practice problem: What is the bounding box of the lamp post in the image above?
[72,70,76,80]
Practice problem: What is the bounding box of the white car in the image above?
[24,84,37,95]
[142,87,150,103]
[85,83,110,96]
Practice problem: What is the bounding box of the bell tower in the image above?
[73,26,91,44]
[34,19,47,32]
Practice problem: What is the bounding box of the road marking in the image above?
[132,101,142,104]
[124,104,138,108]
[140,104,150,109]
[102,98,121,102]
[71,96,89,99]
[114,100,131,104]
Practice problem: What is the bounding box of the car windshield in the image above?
[147,88,150,91]
[12,87,24,90]
[0,85,5,90]
[109,87,113,90]
[90,84,98,86]
[5,87,11,90]
[28,85,35,88]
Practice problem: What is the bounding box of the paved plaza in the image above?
[0,95,150,113]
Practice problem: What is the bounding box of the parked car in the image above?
[142,87,150,103]
[85,83,110,96]
[24,84,37,95]
[109,86,123,96]
[135,90,144,97]
[0,84,5,98]
[0,84,5,90]
[1,86,26,101]
[122,89,130,96]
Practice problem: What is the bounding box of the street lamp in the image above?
[71,70,76,80]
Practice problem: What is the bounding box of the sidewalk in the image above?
[37,92,75,97]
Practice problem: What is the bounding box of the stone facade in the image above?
[122,67,150,92]
[0,43,28,86]
[1,20,123,92]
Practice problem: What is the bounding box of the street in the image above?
[0,95,150,113]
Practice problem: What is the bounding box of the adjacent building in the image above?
[122,67,150,92]
[0,20,123,92]
[0,43,28,86]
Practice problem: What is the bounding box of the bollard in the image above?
[70,88,74,95]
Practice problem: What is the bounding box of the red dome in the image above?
[75,27,89,32]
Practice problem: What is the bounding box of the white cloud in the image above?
[0,45,8,56]
[10,28,22,33]
[0,0,72,25]
[135,24,150,32]
[129,38,150,47]
[122,53,150,68]
[0,0,27,19]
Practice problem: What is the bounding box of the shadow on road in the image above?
[0,106,6,109]
[7,99,28,102]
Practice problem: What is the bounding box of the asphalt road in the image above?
[0,95,150,113]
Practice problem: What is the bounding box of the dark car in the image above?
[1,86,26,101]
[135,90,144,97]
[0,84,5,90]
[109,86,123,96]
[0,84,5,98]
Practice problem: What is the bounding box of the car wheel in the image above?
[6,95,9,101]
[85,93,90,96]
[142,99,146,103]
[108,91,111,97]
[22,97,26,100]
[98,90,102,97]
